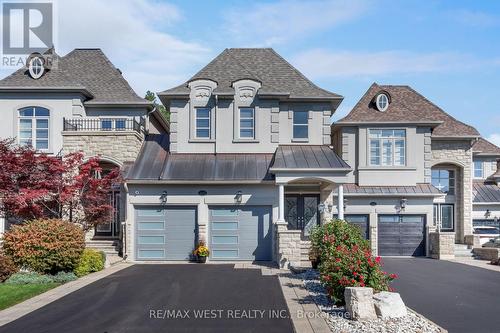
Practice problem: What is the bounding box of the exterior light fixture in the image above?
[160,191,167,205]
[318,203,326,213]
[400,198,408,210]
[327,202,333,212]
[235,191,243,204]
[370,201,377,206]
[485,209,492,218]
[198,190,207,196]
[343,198,348,211]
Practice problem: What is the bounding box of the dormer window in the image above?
[28,56,45,79]
[375,93,389,112]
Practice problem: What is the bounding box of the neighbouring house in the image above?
[0,48,168,253]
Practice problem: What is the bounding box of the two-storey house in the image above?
[124,48,352,266]
[0,48,168,244]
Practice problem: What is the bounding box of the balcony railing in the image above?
[63,117,143,133]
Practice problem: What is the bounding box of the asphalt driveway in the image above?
[0,265,293,333]
[382,258,500,333]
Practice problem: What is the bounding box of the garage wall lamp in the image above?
[235,191,243,204]
[400,198,408,211]
[160,191,168,205]
[485,209,491,218]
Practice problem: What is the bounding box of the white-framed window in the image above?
[376,93,389,112]
[432,169,455,195]
[28,56,45,79]
[18,106,50,150]
[293,111,308,139]
[195,107,211,139]
[239,107,254,139]
[369,129,406,166]
[474,160,484,178]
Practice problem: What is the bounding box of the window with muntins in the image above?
[18,106,50,150]
[239,107,254,139]
[293,111,308,139]
[195,107,211,138]
[369,129,406,166]
[432,169,455,195]
[474,160,484,178]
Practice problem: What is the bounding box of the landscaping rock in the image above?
[373,291,407,319]
[344,287,377,320]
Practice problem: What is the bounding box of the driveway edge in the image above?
[0,263,132,327]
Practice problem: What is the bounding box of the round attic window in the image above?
[376,93,389,112]
[28,56,45,79]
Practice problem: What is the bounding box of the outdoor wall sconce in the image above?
[198,190,207,196]
[235,191,243,204]
[485,209,491,218]
[400,198,408,210]
[318,203,326,213]
[343,198,348,211]
[327,202,333,212]
[370,201,377,206]
[160,191,168,205]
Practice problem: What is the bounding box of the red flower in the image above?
[375,256,381,264]
[389,273,398,279]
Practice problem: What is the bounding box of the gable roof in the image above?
[0,48,151,107]
[159,48,342,100]
[335,83,480,138]
[472,138,500,156]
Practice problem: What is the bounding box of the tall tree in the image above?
[145,90,170,121]
[0,139,120,229]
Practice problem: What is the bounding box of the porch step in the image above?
[454,244,475,258]
[85,239,121,257]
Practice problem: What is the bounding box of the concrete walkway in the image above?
[0,263,132,327]
[446,257,500,272]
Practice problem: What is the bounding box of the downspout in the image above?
[145,106,157,134]
[214,95,218,154]
[122,182,129,260]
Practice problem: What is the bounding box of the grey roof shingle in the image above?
[336,83,480,138]
[271,145,350,170]
[127,134,274,182]
[0,48,150,106]
[159,48,342,100]
[472,138,500,156]
[336,183,443,196]
[473,181,500,203]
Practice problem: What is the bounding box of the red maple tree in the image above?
[0,138,121,229]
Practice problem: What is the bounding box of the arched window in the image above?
[18,107,50,150]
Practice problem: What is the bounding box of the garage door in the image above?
[209,206,272,261]
[135,206,197,260]
[378,215,425,256]
[344,215,369,239]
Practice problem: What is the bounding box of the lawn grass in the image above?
[0,283,60,310]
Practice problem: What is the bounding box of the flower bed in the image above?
[301,269,443,333]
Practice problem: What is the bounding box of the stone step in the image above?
[454,244,469,249]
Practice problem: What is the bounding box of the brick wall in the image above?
[431,140,473,243]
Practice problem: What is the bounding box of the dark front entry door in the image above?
[285,194,319,236]
[95,190,120,237]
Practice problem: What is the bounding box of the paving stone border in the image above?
[0,263,132,327]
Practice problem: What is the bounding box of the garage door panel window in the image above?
[212,222,238,230]
[137,209,164,217]
[138,222,164,230]
[212,208,239,217]
[212,236,238,244]
[212,249,239,259]
[138,249,165,259]
[138,235,165,245]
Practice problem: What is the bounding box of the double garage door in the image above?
[134,205,272,261]
[378,215,426,256]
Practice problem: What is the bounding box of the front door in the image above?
[95,190,120,237]
[285,194,320,236]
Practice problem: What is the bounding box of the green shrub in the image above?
[2,219,85,274]
[51,271,78,283]
[74,249,105,277]
[5,272,54,284]
[0,253,18,282]
[310,220,396,305]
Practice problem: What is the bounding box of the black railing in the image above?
[63,117,143,133]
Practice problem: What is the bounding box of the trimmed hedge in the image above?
[2,219,85,274]
[0,253,18,282]
[74,249,105,277]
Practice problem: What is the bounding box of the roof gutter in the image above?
[124,179,275,185]
[332,121,443,129]
[269,167,352,173]
[331,192,445,198]
[0,86,93,98]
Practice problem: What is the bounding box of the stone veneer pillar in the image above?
[429,232,455,259]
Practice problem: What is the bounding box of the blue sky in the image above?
[2,0,500,143]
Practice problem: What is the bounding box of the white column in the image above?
[337,184,344,220]
[278,184,285,222]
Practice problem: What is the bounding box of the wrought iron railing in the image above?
[63,117,143,133]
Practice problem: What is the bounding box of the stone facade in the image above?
[276,222,303,268]
[62,131,144,165]
[431,140,473,243]
[429,231,455,259]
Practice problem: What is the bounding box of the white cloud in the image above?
[487,134,500,147]
[290,49,489,79]
[449,9,500,28]
[224,0,369,46]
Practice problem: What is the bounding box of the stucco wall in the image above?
[431,139,474,242]
[168,96,332,154]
